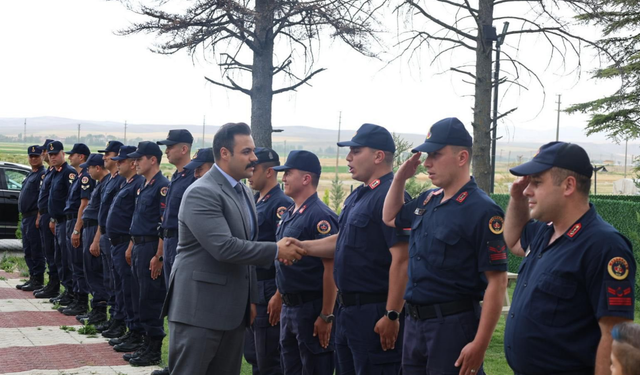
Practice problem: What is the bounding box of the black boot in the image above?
[49,290,65,303]
[109,330,131,346]
[57,290,74,306]
[58,293,77,312]
[96,317,112,332]
[86,305,108,325]
[16,276,33,290]
[123,335,148,362]
[129,337,163,366]
[113,331,145,352]
[76,312,91,322]
[21,274,44,292]
[102,319,127,338]
[62,293,88,316]
[151,367,170,375]
[34,279,60,298]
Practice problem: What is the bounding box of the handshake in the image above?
[276,237,306,265]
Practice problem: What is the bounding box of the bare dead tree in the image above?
[117,0,384,147]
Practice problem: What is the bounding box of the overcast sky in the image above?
[0,0,623,143]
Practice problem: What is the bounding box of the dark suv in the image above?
[0,162,32,239]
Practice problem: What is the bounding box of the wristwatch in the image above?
[319,313,335,323]
[385,310,400,321]
[72,229,80,235]
[157,255,164,262]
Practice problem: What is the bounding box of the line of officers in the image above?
[17,118,637,375]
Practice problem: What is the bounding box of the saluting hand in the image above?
[509,176,530,200]
[374,315,399,351]
[396,152,422,181]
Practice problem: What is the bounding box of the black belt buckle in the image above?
[337,293,345,306]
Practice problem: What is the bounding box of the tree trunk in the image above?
[250,0,275,148]
[472,0,494,193]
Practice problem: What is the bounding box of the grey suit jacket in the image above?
[162,166,277,331]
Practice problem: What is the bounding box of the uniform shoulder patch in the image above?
[608,257,630,280]
[69,173,76,181]
[276,206,287,219]
[489,216,504,235]
[606,281,633,310]
[41,174,45,179]
[317,220,331,234]
[81,176,89,184]
[160,186,168,197]
[488,240,507,264]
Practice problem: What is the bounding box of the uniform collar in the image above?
[291,192,319,216]
[562,204,597,241]
[56,162,69,172]
[366,172,394,191]
[257,184,283,204]
[449,177,477,205]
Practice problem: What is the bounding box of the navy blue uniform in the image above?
[100,172,125,321]
[244,185,292,375]
[130,171,169,339]
[275,193,339,375]
[107,174,145,333]
[504,204,635,374]
[81,175,108,306]
[19,165,46,277]
[334,173,409,375]
[395,177,507,375]
[161,167,195,285]
[37,166,57,281]
[63,167,95,295]
[48,163,77,291]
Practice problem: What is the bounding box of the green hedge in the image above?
[490,194,640,301]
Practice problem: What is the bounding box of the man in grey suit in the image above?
[162,122,306,375]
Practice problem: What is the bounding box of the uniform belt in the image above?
[131,236,159,245]
[256,268,276,281]
[109,235,131,246]
[65,213,78,221]
[100,226,106,235]
[406,300,475,320]
[21,210,38,218]
[53,215,66,223]
[281,291,323,307]
[38,208,48,215]
[163,229,177,238]
[83,219,98,228]
[338,292,387,307]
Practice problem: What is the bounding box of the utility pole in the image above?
[202,116,206,148]
[490,22,510,194]
[556,94,561,141]
[77,123,81,142]
[124,120,127,144]
[624,138,629,178]
[336,111,342,178]
[23,118,27,145]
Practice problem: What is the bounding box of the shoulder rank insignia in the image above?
[160,187,168,197]
[455,191,468,203]
[263,194,271,202]
[298,205,307,214]
[149,178,155,186]
[81,176,89,184]
[608,257,630,280]
[488,240,507,264]
[276,206,287,219]
[566,223,581,238]
[423,191,434,206]
[317,220,331,234]
[488,216,504,235]
[607,282,633,309]
[432,188,444,196]
[369,179,380,190]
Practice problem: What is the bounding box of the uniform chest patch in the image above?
[276,206,287,219]
[488,240,507,264]
[414,208,426,216]
[489,216,504,235]
[160,187,168,197]
[608,257,630,280]
[317,220,331,234]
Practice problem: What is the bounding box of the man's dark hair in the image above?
[308,172,320,188]
[259,161,280,171]
[550,167,591,196]
[452,145,473,159]
[213,122,251,162]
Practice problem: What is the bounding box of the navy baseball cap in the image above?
[111,145,138,161]
[412,117,472,153]
[66,143,91,157]
[27,145,43,156]
[98,140,123,153]
[510,141,593,178]
[128,141,163,161]
[185,147,215,170]
[254,147,281,165]
[80,153,105,168]
[273,150,321,175]
[157,129,194,146]
[47,141,64,154]
[42,139,54,149]
[337,123,396,152]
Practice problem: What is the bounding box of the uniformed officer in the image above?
[102,146,145,349]
[96,140,125,333]
[47,140,76,306]
[241,147,293,375]
[382,117,508,375]
[503,141,636,375]
[16,145,47,292]
[294,124,410,375]
[60,143,95,317]
[34,139,61,299]
[75,153,110,325]
[273,150,339,375]
[184,146,215,179]
[124,141,169,367]
[157,129,195,286]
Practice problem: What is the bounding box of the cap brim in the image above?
[185,160,205,170]
[411,142,446,153]
[156,140,178,146]
[110,156,128,161]
[97,149,108,153]
[509,161,553,176]
[47,150,61,154]
[336,140,363,148]
[272,165,291,172]
[79,162,88,168]
[127,152,144,158]
[28,153,41,156]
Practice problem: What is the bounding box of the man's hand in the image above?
[454,340,486,375]
[374,316,400,351]
[267,292,282,326]
[250,303,257,326]
[89,240,101,257]
[313,317,332,349]
[510,176,530,200]
[276,237,306,264]
[71,231,81,248]
[149,256,162,280]
[36,214,41,229]
[396,152,422,181]
[49,221,55,235]
[125,247,132,266]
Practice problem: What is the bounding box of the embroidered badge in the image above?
[81,185,89,190]
[488,216,504,235]
[608,257,630,280]
[298,205,307,214]
[456,191,468,203]
[488,240,507,264]
[41,174,45,179]
[276,206,287,219]
[106,141,110,147]
[606,281,633,310]
[414,208,426,216]
[423,191,434,205]
[263,194,271,202]
[31,146,36,153]
[81,176,89,184]
[317,220,331,234]
[432,188,444,196]
[426,130,432,140]
[149,179,155,186]
[192,150,198,159]
[49,143,54,151]
[369,179,380,190]
[160,187,168,197]
[566,223,582,238]
[69,173,76,181]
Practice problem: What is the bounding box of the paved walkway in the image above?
[0,270,162,375]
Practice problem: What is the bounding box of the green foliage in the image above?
[0,252,28,274]
[78,324,98,335]
[329,175,346,215]
[15,213,22,239]
[322,189,330,206]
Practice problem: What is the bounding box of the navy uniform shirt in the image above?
[63,167,95,215]
[48,163,77,218]
[395,177,507,305]
[99,172,125,227]
[19,166,45,214]
[255,185,293,273]
[504,204,635,374]
[275,193,339,294]
[82,175,107,221]
[130,171,169,237]
[335,172,410,294]
[106,174,145,238]
[161,168,195,230]
[37,166,55,213]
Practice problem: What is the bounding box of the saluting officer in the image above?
[184,147,215,179]
[60,143,95,317]
[124,141,169,367]
[273,150,339,375]
[503,142,636,375]
[16,145,47,292]
[34,139,60,299]
[103,146,145,348]
[383,118,508,375]
[243,147,293,375]
[47,140,76,306]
